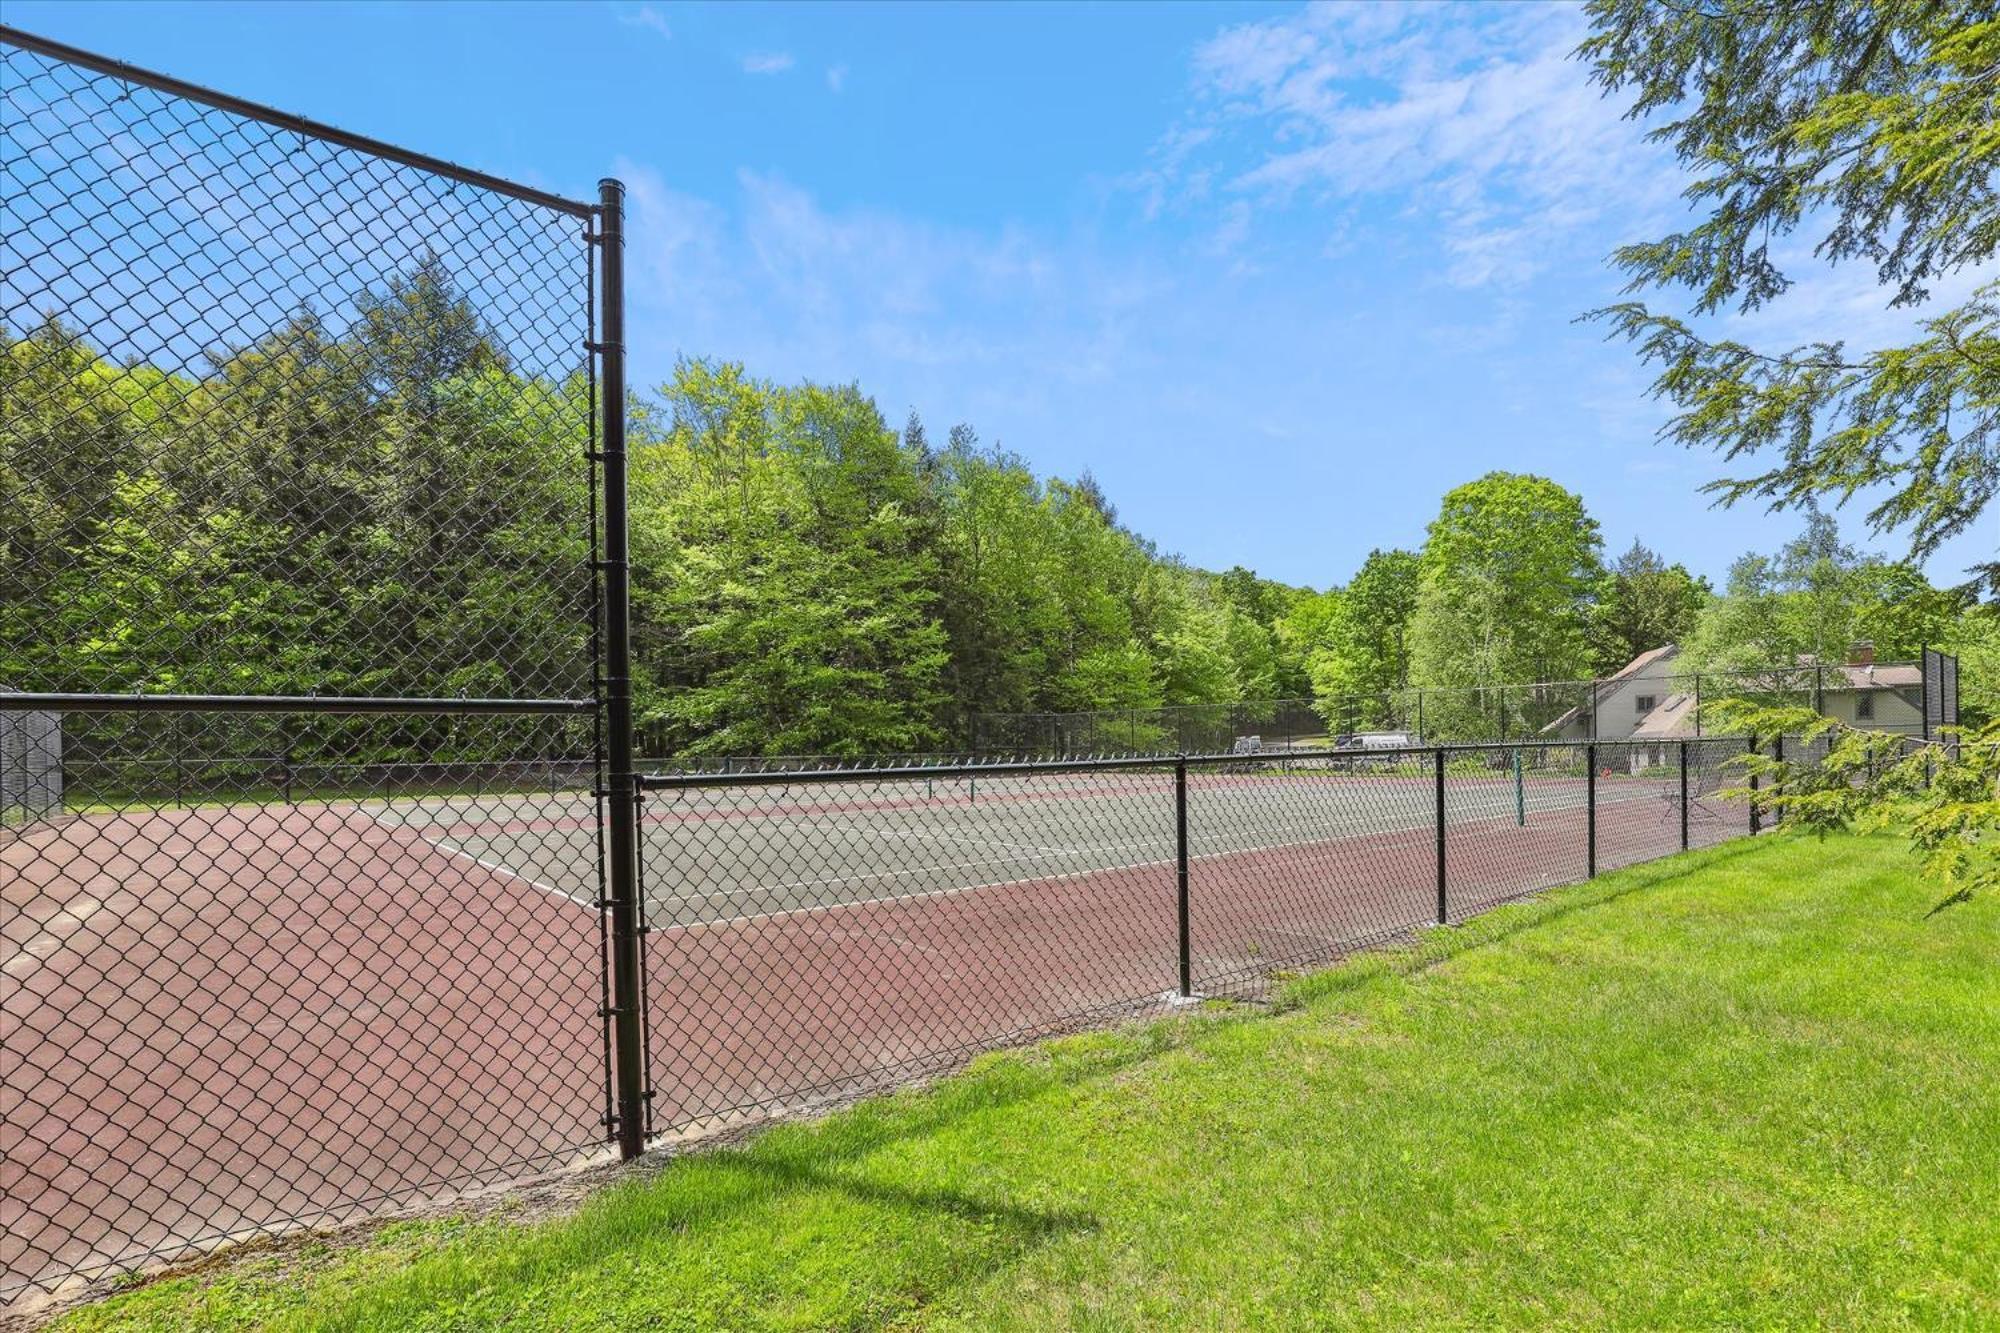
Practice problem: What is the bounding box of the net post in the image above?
[1434,746,1447,925]
[1175,755,1191,998]
[1586,742,1597,879]
[597,177,647,1163]
[1678,739,1689,851]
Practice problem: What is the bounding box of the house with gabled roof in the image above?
[1542,643,1684,744]
[1544,641,1927,771]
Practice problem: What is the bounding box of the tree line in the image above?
[5,266,1992,764]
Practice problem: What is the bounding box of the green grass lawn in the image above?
[61,833,1999,1330]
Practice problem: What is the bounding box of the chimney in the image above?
[1848,640,1874,667]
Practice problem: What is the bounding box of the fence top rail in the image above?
[639,735,1757,791]
[641,753,1184,789]
[0,25,596,220]
[0,692,595,716]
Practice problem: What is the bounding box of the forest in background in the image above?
[6,265,1996,760]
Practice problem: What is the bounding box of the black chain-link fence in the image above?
[1,28,626,1299]
[973,655,1954,753]
[633,737,1760,1135]
[2,35,598,703]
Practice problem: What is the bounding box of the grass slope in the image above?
[61,834,2000,1330]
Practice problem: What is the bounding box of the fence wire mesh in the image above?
[632,737,1771,1139]
[1,29,612,1300]
[639,762,1180,1128]
[1,708,610,1294]
[3,35,597,702]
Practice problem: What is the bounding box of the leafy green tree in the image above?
[1307,549,1420,704]
[1942,606,2000,726]
[1683,509,1963,674]
[1408,475,1603,735]
[1583,4,2000,588]
[1683,554,1790,672]
[1590,540,1710,672]
[632,361,946,757]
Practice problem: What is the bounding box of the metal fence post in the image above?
[1747,733,1761,836]
[597,178,647,1162]
[1175,755,1191,997]
[1772,733,1784,825]
[1586,742,1597,878]
[1678,739,1689,851]
[1434,746,1447,925]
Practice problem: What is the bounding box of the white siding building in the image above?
[1545,642,1927,772]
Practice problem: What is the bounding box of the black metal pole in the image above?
[1434,746,1447,924]
[1586,741,1597,878]
[1678,739,1689,851]
[1747,733,1761,836]
[1772,734,1785,825]
[598,179,647,1162]
[1175,755,1192,997]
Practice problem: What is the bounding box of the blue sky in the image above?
[8,0,1992,591]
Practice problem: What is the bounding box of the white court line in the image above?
[429,833,594,910]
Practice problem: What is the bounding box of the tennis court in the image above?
[2,746,1749,1292]
[376,760,1721,925]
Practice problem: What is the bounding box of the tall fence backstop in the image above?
[0,26,643,1298]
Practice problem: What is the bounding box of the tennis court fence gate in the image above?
[0,27,1942,1305]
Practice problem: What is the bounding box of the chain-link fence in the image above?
[1,27,636,1299]
[633,737,1761,1134]
[0,688,62,828]
[972,655,1956,754]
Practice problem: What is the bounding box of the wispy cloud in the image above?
[825,64,849,93]
[1152,2,1681,292]
[742,51,796,76]
[617,5,670,40]
[615,158,1164,406]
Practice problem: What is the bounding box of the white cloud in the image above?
[742,51,796,76]
[618,5,670,39]
[826,64,849,93]
[613,159,1164,399]
[1156,2,1683,292]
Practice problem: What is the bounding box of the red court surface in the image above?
[2,784,1750,1296]
[2,803,605,1295]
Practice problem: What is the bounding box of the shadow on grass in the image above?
[317,849,1782,1322]
[302,1022,1220,1328]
